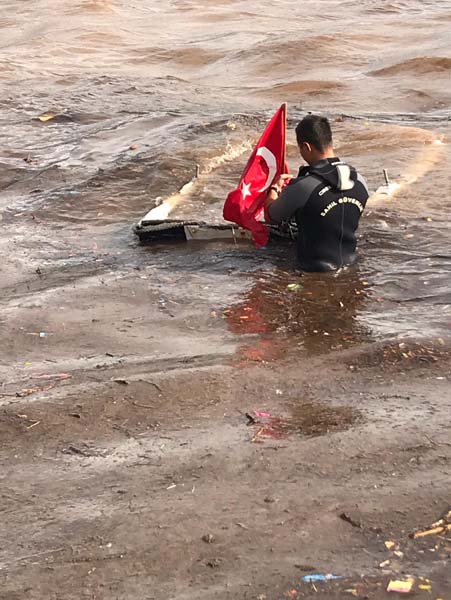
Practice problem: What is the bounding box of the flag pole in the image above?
[282,102,287,168]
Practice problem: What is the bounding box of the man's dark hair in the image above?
[295,115,333,152]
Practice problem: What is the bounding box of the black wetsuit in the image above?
[268,158,369,271]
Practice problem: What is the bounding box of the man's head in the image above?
[295,115,334,165]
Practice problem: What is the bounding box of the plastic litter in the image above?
[35,373,71,380]
[26,331,49,337]
[38,111,57,122]
[387,579,414,593]
[302,574,342,582]
[417,577,432,590]
[411,509,451,539]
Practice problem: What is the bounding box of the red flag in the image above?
[223,104,288,247]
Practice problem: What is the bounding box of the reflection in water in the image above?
[225,266,372,363]
[246,402,362,442]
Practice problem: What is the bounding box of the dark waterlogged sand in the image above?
[1,0,451,598]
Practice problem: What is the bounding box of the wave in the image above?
[370,56,451,76]
[201,140,253,175]
[128,45,223,68]
[233,33,388,74]
[364,1,416,14]
[337,122,439,155]
[74,0,116,13]
[254,79,344,99]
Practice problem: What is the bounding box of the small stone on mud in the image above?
[294,564,316,571]
[202,534,215,543]
[339,512,362,528]
[206,558,221,568]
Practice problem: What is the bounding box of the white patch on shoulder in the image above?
[318,185,331,196]
[337,165,355,191]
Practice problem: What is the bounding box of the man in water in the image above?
[265,115,369,271]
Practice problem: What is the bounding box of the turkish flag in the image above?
[223,103,288,247]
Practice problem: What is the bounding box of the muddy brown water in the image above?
[1,0,450,351]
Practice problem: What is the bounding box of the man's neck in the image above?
[308,147,335,165]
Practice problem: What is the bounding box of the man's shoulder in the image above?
[288,172,323,190]
[354,171,369,195]
[338,160,369,195]
[284,173,325,204]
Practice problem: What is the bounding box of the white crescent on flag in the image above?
[256,146,277,193]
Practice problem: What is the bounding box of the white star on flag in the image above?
[241,181,252,200]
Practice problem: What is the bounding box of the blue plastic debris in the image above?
[302,574,342,582]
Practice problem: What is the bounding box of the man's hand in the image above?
[264,173,292,224]
[271,173,292,194]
